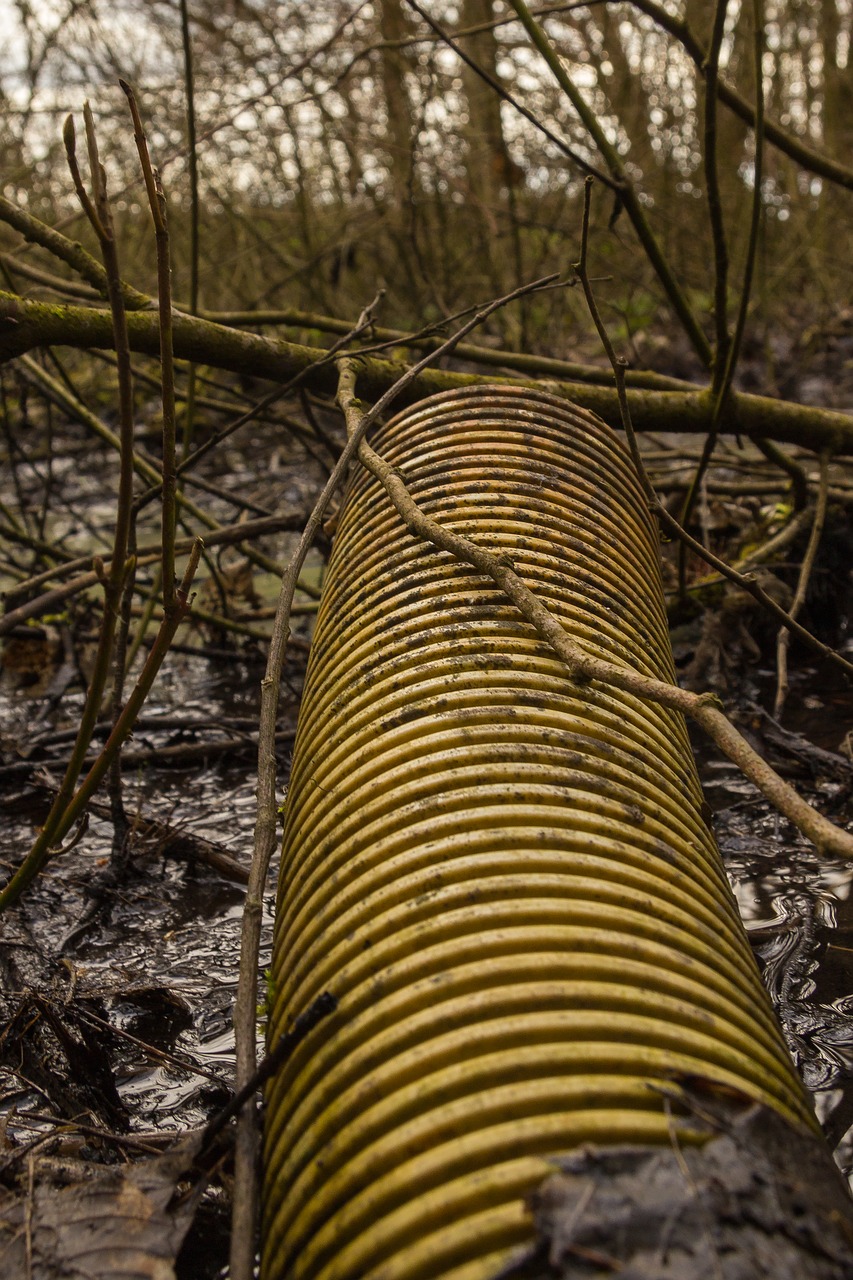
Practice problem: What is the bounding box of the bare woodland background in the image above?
[3,0,852,386]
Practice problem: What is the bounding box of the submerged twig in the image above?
[774,452,829,720]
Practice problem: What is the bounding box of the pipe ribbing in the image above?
[262,386,814,1280]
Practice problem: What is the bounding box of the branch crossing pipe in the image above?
[262,386,816,1280]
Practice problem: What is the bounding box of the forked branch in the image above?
[337,358,853,861]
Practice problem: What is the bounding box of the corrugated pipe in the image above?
[262,385,815,1280]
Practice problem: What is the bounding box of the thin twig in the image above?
[336,360,853,861]
[506,0,712,365]
[774,452,830,721]
[627,0,853,191]
[730,504,811,573]
[77,1007,233,1089]
[0,252,102,300]
[676,429,718,599]
[11,355,296,587]
[678,0,768,594]
[753,438,808,512]
[170,291,386,490]
[0,513,305,635]
[197,303,694,391]
[107,522,137,859]
[704,0,732,394]
[0,192,151,308]
[121,79,178,610]
[673,0,733,590]
[5,108,142,908]
[178,0,200,460]
[717,0,766,409]
[404,0,615,187]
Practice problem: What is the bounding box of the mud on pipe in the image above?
[262,386,843,1280]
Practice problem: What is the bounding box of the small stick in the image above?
[716,0,767,414]
[177,0,200,460]
[678,0,769,592]
[121,79,178,610]
[201,991,336,1156]
[774,452,829,720]
[703,0,733,395]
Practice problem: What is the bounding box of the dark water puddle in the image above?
[696,665,853,1185]
[0,649,283,1142]
[71,855,259,1132]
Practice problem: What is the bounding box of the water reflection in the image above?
[711,758,853,1182]
[0,652,279,1138]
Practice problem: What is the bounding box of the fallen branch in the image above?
[198,304,694,390]
[336,358,853,861]
[2,291,853,453]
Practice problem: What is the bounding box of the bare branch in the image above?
[337,360,853,860]
[3,291,852,453]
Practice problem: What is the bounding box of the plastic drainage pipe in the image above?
[262,385,815,1280]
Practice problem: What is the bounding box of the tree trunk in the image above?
[460,0,520,217]
[378,0,416,207]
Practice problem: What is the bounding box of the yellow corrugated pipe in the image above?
[262,386,814,1280]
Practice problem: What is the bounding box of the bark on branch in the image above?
[2,290,852,453]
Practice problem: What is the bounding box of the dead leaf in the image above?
[0,1135,203,1280]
